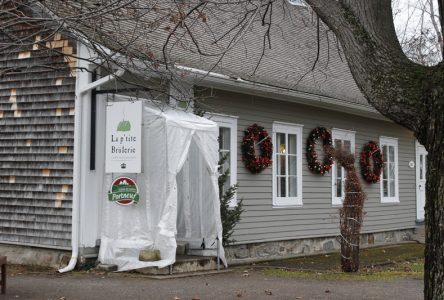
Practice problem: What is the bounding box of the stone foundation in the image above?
[0,244,71,269]
[226,228,415,264]
[0,228,416,268]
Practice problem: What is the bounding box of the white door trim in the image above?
[415,140,427,222]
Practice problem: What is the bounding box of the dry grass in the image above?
[259,243,424,281]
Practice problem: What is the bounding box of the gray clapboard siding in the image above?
[0,11,76,249]
[205,89,417,244]
[239,211,413,224]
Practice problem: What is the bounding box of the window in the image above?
[331,129,355,206]
[272,122,303,206]
[380,137,399,203]
[288,0,306,6]
[210,114,238,207]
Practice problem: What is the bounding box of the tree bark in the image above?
[304,1,444,298]
[424,128,444,300]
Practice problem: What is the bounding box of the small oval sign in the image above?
[107,176,139,205]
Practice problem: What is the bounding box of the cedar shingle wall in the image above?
[0,5,75,248]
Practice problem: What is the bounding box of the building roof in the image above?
[41,0,369,108]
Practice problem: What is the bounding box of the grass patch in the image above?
[262,264,424,281]
[8,264,55,276]
[259,243,424,281]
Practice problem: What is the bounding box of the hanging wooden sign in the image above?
[105,101,142,173]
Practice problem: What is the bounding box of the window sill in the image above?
[272,204,303,209]
[380,199,400,205]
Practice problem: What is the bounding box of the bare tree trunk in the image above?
[424,128,444,299]
[304,1,444,298]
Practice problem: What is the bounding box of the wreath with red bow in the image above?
[360,141,383,183]
[241,124,273,174]
[306,127,333,175]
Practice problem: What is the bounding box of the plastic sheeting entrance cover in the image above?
[98,94,226,271]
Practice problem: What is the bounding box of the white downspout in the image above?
[59,43,125,273]
[59,41,84,273]
[58,117,80,272]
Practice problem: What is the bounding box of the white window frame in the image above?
[272,122,303,207]
[331,129,356,206]
[380,136,399,203]
[208,114,238,207]
[288,0,306,6]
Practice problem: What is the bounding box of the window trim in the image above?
[331,128,356,206]
[208,113,238,207]
[287,0,306,6]
[380,136,399,203]
[272,122,303,207]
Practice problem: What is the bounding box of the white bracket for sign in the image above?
[80,69,125,94]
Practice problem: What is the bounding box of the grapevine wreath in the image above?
[306,127,333,175]
[360,141,383,183]
[241,124,273,174]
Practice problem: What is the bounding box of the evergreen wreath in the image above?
[360,141,383,183]
[306,127,333,175]
[241,124,273,174]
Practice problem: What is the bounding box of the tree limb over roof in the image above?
[5,0,369,108]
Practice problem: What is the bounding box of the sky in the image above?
[393,0,442,64]
[393,0,438,41]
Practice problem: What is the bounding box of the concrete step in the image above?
[176,241,189,255]
[188,249,216,256]
[136,255,217,275]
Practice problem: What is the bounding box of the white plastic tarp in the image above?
[98,94,226,271]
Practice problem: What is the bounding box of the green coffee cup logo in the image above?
[117,120,131,131]
[108,176,139,205]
